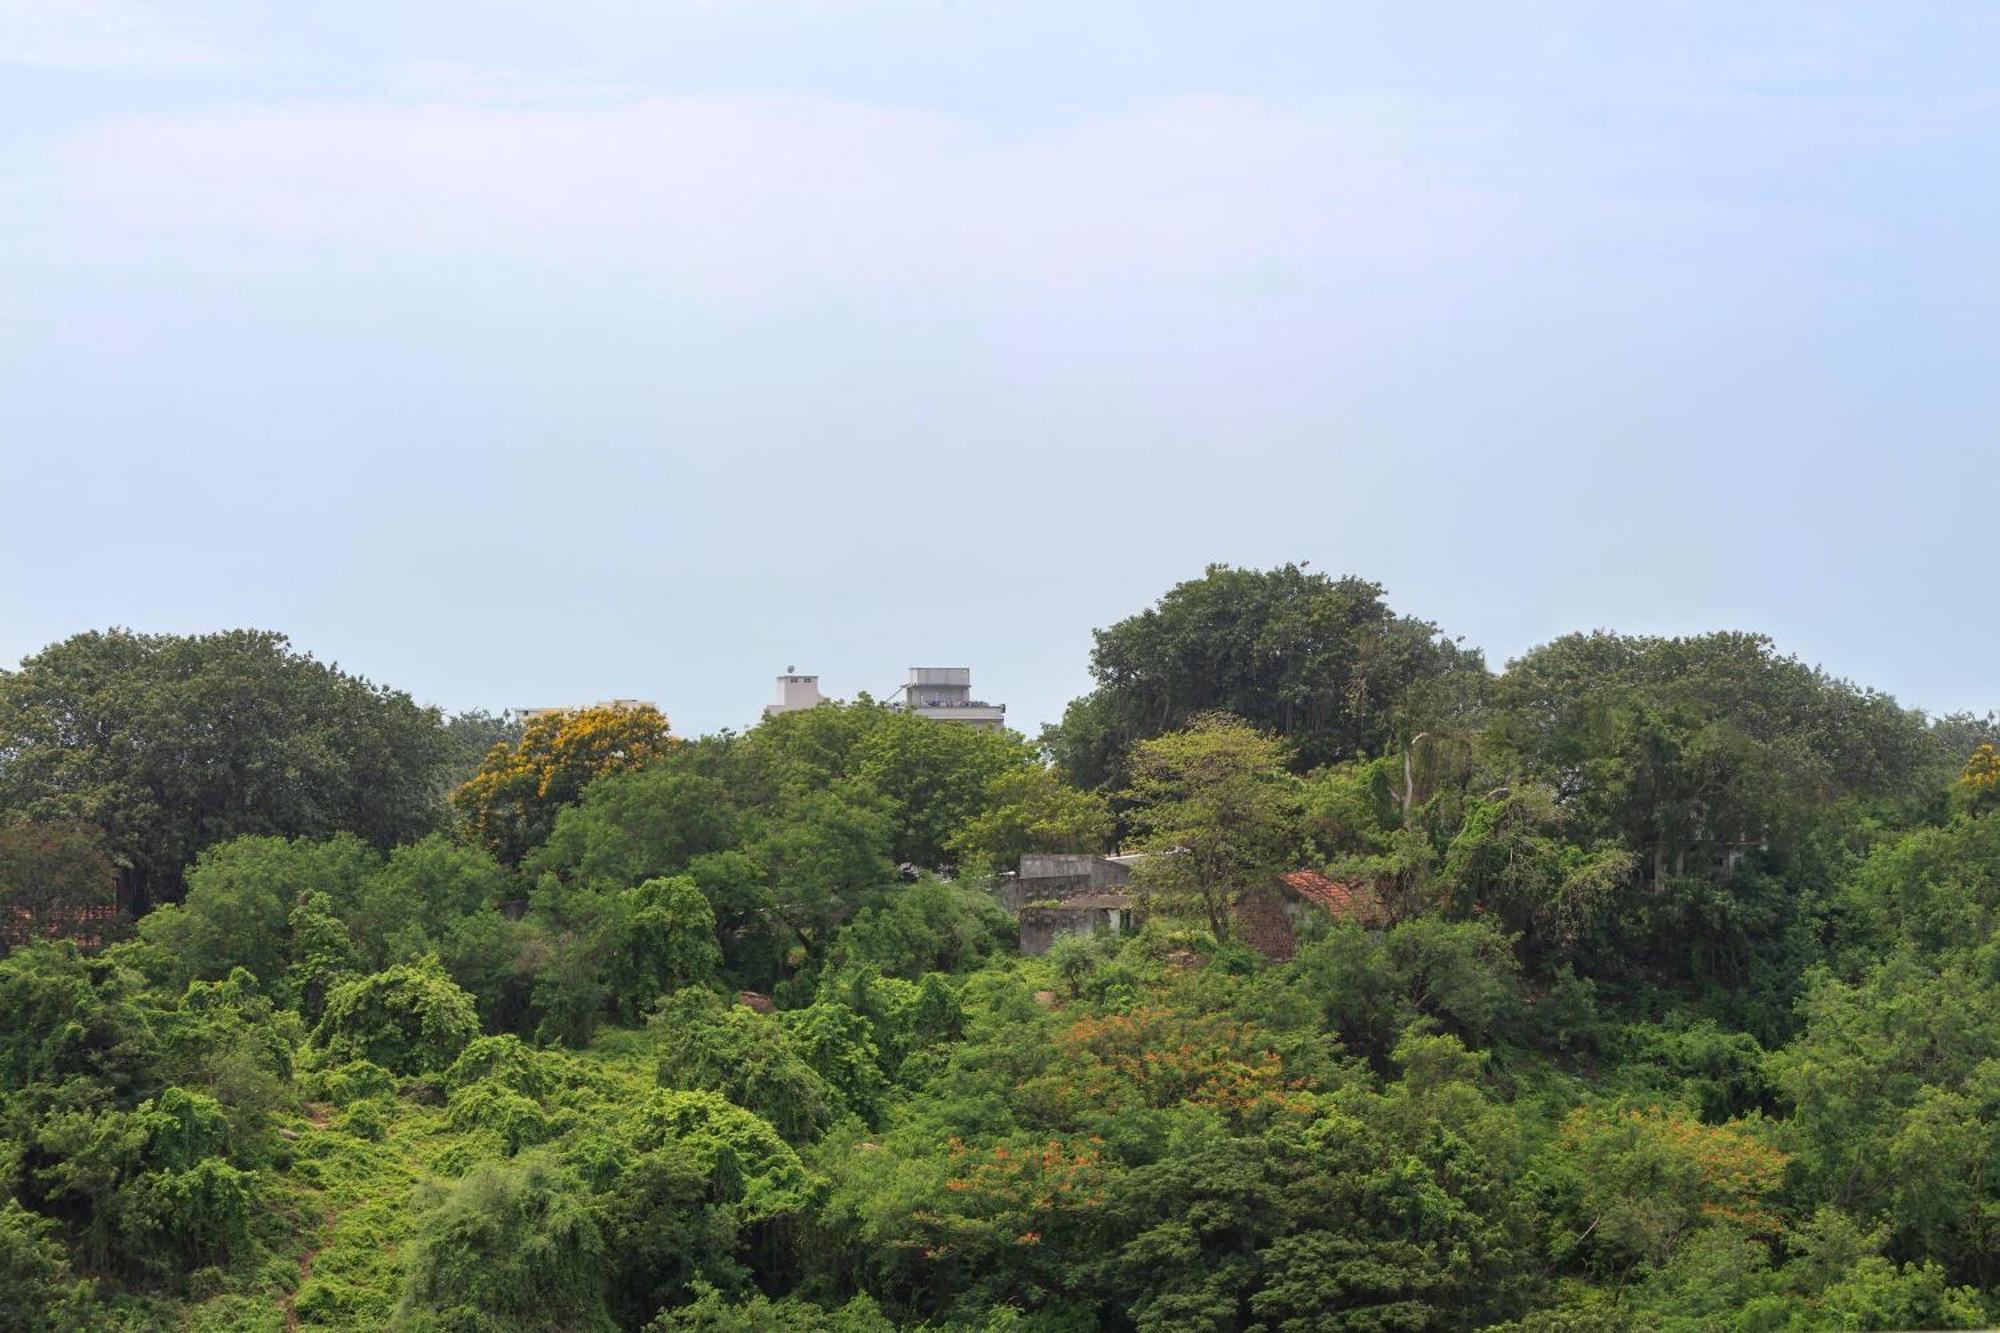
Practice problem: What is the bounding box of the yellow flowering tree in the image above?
[1958,743,2000,812]
[451,705,675,863]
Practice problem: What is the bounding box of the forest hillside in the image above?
[2,565,1996,1332]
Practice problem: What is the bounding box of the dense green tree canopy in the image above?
[0,629,449,907]
[2,576,1998,1331]
[1045,563,1488,787]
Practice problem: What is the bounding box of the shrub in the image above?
[313,957,479,1076]
[395,1153,614,1332]
[447,1082,555,1156]
[305,1060,398,1109]
[444,1036,555,1100]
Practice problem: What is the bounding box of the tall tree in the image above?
[451,704,675,865]
[1124,713,1301,941]
[1045,563,1487,789]
[0,629,449,908]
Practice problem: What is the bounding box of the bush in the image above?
[305,1059,398,1108]
[117,1157,259,1278]
[447,1082,555,1156]
[0,1199,96,1328]
[444,1035,557,1100]
[652,992,833,1144]
[339,1099,388,1141]
[313,957,480,1076]
[395,1153,614,1332]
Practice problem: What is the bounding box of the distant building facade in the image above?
[764,671,825,719]
[759,665,1007,729]
[895,667,1006,729]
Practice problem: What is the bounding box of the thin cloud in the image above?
[388,60,637,106]
[0,0,236,71]
[12,91,1540,302]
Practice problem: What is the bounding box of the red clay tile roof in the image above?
[1277,870,1385,924]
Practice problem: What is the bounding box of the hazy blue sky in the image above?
[3,2,1996,737]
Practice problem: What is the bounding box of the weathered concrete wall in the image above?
[1019,854,1134,888]
[1019,902,1135,955]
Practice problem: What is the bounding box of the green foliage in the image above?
[646,1284,897,1332]
[0,628,448,907]
[0,1198,96,1328]
[349,836,512,968]
[451,704,676,866]
[136,834,379,990]
[395,1153,614,1332]
[444,1036,555,1100]
[850,711,1035,867]
[312,956,479,1076]
[824,877,1014,980]
[754,788,897,962]
[0,941,159,1100]
[947,765,1114,873]
[526,769,738,893]
[1125,712,1302,940]
[622,1089,816,1219]
[6,588,2000,1330]
[615,876,722,1009]
[1046,563,1487,786]
[652,991,835,1143]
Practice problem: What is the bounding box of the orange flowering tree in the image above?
[1016,1005,1316,1133]
[451,705,675,863]
[1545,1104,1788,1274]
[895,1136,1112,1311]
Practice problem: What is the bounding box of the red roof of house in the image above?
[1276,870,1385,924]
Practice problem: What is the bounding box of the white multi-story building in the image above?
[760,666,1007,729]
[898,667,1007,729]
[764,670,825,718]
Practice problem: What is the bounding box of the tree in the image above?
[134,834,378,989]
[526,767,738,891]
[614,876,722,1010]
[754,788,896,965]
[452,704,676,865]
[851,712,1034,867]
[1124,714,1301,941]
[1958,742,2000,812]
[1488,631,1929,884]
[1045,564,1487,787]
[440,709,523,791]
[349,834,512,968]
[0,814,118,949]
[312,956,480,1076]
[1542,1104,1787,1276]
[946,766,1114,872]
[396,1153,614,1332]
[0,629,449,908]
[0,1199,95,1328]
[652,990,835,1142]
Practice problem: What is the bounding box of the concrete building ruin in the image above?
[1007,854,1385,960]
[1011,852,1144,954]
